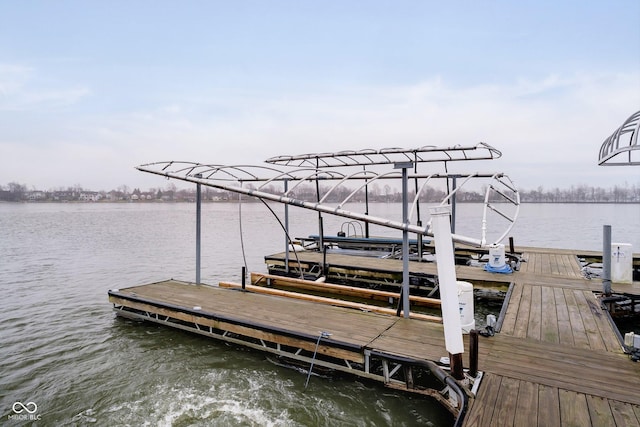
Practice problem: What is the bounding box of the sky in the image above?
[1,0,639,192]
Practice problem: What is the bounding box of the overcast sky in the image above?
[1,1,639,192]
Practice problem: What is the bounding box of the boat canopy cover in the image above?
[599,110,640,166]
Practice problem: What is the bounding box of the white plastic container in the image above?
[624,332,640,349]
[457,281,476,334]
[611,243,633,284]
[488,244,506,268]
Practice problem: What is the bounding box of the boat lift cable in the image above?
[237,183,306,280]
[257,198,305,280]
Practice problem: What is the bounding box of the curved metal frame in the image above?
[265,143,502,168]
[599,110,640,166]
[137,144,519,247]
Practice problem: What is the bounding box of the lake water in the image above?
[1,202,638,426]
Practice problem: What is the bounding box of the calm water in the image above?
[1,202,638,426]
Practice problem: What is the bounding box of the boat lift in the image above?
[137,143,520,316]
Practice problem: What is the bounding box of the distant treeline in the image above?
[1,181,639,203]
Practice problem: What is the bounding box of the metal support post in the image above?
[284,179,290,274]
[196,180,202,284]
[603,225,612,296]
[395,161,413,318]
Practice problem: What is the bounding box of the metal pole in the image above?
[364,177,370,238]
[603,225,612,296]
[394,162,413,319]
[284,179,290,274]
[451,176,457,234]
[196,181,202,284]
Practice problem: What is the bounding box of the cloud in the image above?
[0,63,91,111]
[1,69,638,191]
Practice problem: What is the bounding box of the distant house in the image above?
[26,191,47,201]
[52,191,76,201]
[79,191,101,202]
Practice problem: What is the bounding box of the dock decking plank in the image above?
[492,376,519,426]
[573,290,607,351]
[559,390,591,427]
[513,284,532,338]
[527,285,542,341]
[514,380,539,427]
[564,288,591,349]
[554,287,575,346]
[464,373,501,427]
[538,385,561,427]
[540,285,560,343]
[609,400,640,427]
[499,282,522,335]
[586,395,615,427]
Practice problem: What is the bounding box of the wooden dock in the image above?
[109,246,640,426]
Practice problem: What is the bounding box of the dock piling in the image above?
[469,330,479,378]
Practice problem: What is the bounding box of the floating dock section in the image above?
[110,244,640,426]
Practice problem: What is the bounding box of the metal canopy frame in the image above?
[265,142,501,168]
[598,110,640,166]
[137,143,519,248]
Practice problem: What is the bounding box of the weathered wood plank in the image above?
[513,284,532,339]
[586,395,614,427]
[564,288,590,349]
[538,385,561,427]
[500,282,523,335]
[492,376,519,426]
[464,373,501,427]
[559,389,591,427]
[573,290,606,351]
[514,380,538,427]
[541,253,552,275]
[541,286,560,344]
[554,287,575,346]
[527,285,542,341]
[610,400,640,427]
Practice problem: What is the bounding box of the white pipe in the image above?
[429,206,464,355]
[136,166,485,248]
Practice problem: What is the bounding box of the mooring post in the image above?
[603,225,612,296]
[241,266,246,290]
[195,177,202,285]
[469,329,479,378]
[450,353,465,381]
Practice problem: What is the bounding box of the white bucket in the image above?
[488,244,506,268]
[457,281,475,334]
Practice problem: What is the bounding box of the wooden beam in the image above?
[218,281,442,323]
[250,272,441,308]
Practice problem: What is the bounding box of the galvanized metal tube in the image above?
[603,225,612,296]
[196,182,202,284]
[401,166,410,318]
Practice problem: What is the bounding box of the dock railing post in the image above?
[429,205,465,380]
[603,225,612,296]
